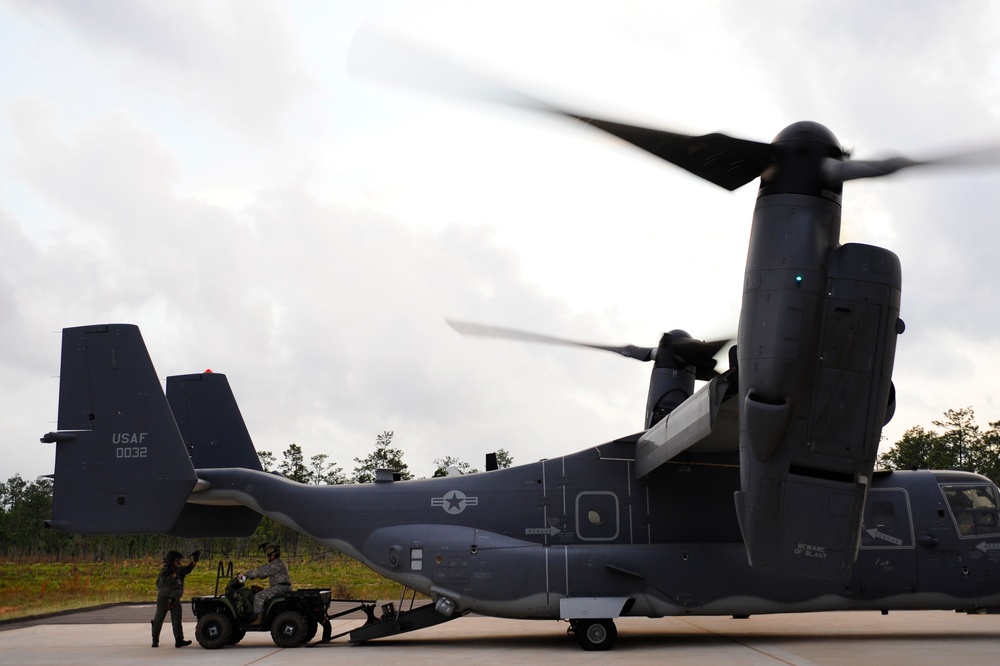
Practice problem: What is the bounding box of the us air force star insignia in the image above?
[431,490,479,515]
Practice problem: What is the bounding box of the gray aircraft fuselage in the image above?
[192,444,1000,619]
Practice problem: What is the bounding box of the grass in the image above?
[0,554,413,621]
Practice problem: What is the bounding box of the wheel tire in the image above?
[196,611,233,649]
[271,610,309,647]
[228,628,247,645]
[574,618,617,651]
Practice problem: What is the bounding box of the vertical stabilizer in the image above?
[166,372,263,471]
[164,372,263,537]
[41,324,197,534]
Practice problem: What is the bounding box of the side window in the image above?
[575,492,620,541]
[861,489,914,548]
[871,501,896,525]
[941,484,1000,537]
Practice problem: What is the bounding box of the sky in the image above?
[2,0,999,482]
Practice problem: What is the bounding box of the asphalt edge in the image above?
[0,601,152,628]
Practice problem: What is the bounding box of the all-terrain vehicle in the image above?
[191,561,342,649]
[191,561,456,648]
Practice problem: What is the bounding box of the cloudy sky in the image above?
[2,0,999,482]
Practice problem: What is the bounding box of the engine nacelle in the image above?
[734,193,902,580]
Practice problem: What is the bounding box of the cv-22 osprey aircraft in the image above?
[41,46,1000,650]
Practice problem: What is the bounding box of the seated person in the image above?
[238,545,291,624]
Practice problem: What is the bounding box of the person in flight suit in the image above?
[238,544,291,624]
[151,549,199,647]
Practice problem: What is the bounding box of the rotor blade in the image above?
[825,144,1000,182]
[446,319,654,362]
[348,23,557,113]
[349,25,774,191]
[567,117,776,191]
[673,337,730,362]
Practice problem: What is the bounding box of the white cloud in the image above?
[6,0,312,137]
[1,0,999,482]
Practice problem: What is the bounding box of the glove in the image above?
[191,550,201,562]
[237,574,246,583]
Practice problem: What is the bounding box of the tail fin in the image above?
[164,372,263,537]
[42,324,197,534]
[166,372,263,472]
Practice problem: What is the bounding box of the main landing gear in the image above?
[567,618,617,651]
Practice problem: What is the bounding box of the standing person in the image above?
[151,550,199,647]
[238,544,291,624]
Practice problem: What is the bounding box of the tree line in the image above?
[1,431,511,560]
[877,407,1000,483]
[257,431,512,483]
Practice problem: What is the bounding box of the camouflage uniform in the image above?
[244,555,292,614]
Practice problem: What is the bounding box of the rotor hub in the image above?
[759,121,846,202]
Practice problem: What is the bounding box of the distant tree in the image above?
[0,475,73,557]
[972,420,1000,485]
[279,443,311,483]
[933,407,980,470]
[494,448,514,469]
[432,456,479,477]
[353,431,411,483]
[878,426,952,471]
[258,450,276,472]
[310,453,348,485]
[878,407,1000,485]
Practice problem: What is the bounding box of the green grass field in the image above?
[0,555,411,621]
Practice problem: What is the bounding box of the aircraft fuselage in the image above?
[193,438,1000,619]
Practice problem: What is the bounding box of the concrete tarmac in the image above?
[1,602,998,665]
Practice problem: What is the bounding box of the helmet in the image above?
[163,550,183,565]
[264,545,280,559]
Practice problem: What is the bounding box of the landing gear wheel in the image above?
[271,610,308,647]
[196,611,233,649]
[574,618,617,651]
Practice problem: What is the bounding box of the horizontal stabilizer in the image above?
[635,372,739,478]
[166,503,262,538]
[42,324,196,534]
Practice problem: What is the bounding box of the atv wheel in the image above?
[196,611,233,649]
[271,610,308,647]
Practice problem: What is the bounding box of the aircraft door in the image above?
[917,482,1000,599]
[857,488,916,596]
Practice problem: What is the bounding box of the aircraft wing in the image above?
[634,371,739,478]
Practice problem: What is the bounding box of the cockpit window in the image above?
[941,484,1000,537]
